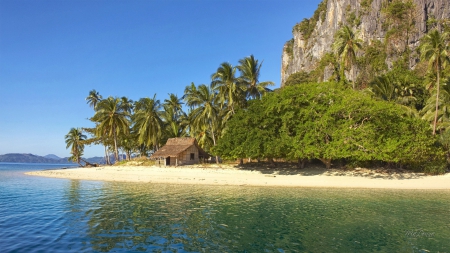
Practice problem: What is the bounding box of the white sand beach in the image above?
[25,164,450,189]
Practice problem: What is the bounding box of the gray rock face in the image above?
[281,0,450,87]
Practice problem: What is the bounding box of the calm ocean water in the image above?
[0,162,449,252]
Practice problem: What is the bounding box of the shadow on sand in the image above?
[232,162,427,180]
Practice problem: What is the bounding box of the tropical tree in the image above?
[86,89,103,110]
[161,105,186,139]
[369,71,422,116]
[65,128,87,166]
[184,83,221,163]
[85,89,114,163]
[133,95,164,151]
[332,25,363,88]
[419,29,450,134]
[237,55,274,99]
[120,96,134,114]
[422,79,450,132]
[211,62,245,114]
[164,93,183,116]
[91,96,130,162]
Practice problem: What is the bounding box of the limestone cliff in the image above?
[281,0,450,86]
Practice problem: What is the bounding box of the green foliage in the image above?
[310,52,339,82]
[361,0,374,13]
[345,8,361,27]
[65,128,87,166]
[285,39,294,59]
[333,25,363,86]
[284,71,311,86]
[382,0,417,55]
[133,95,164,149]
[356,40,388,87]
[237,54,274,100]
[419,29,450,134]
[285,53,338,86]
[370,65,426,111]
[293,0,328,41]
[91,96,131,162]
[211,62,244,114]
[426,15,438,31]
[215,82,445,173]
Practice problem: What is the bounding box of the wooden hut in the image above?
[150,137,210,166]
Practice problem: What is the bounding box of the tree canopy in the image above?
[214,82,446,174]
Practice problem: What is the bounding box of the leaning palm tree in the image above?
[86,89,103,110]
[211,62,245,114]
[65,128,87,166]
[86,90,112,163]
[419,29,450,134]
[91,97,130,162]
[332,25,362,88]
[237,55,274,99]
[133,95,164,151]
[184,83,221,163]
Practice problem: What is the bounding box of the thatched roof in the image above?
[150,137,210,158]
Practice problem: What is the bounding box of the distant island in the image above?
[0,153,106,164]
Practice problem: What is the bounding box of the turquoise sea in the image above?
[1,162,449,252]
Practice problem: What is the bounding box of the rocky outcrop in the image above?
[281,0,450,87]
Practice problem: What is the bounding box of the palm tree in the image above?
[332,25,362,88]
[370,74,419,117]
[86,90,113,163]
[133,95,164,151]
[91,96,130,162]
[164,93,183,116]
[370,74,397,101]
[211,62,245,114]
[419,29,450,134]
[120,96,134,114]
[86,89,103,110]
[65,128,87,166]
[422,78,450,132]
[161,105,187,138]
[184,83,221,163]
[237,55,274,99]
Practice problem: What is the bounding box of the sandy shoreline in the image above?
[24,165,450,189]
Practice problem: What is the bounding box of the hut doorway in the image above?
[165,157,170,166]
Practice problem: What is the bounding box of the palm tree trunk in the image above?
[104,144,109,165]
[113,125,119,162]
[433,64,440,135]
[210,122,219,164]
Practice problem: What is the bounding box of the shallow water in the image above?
[1,163,449,252]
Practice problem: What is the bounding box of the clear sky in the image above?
[0,0,321,158]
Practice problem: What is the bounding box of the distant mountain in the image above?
[0,153,69,164]
[44,154,60,160]
[0,153,107,165]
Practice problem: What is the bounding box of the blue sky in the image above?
[0,0,321,158]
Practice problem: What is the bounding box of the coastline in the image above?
[25,165,450,189]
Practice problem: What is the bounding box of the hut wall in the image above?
[176,145,199,165]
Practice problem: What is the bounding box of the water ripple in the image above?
[1,164,450,252]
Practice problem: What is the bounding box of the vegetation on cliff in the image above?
[280,0,450,172]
